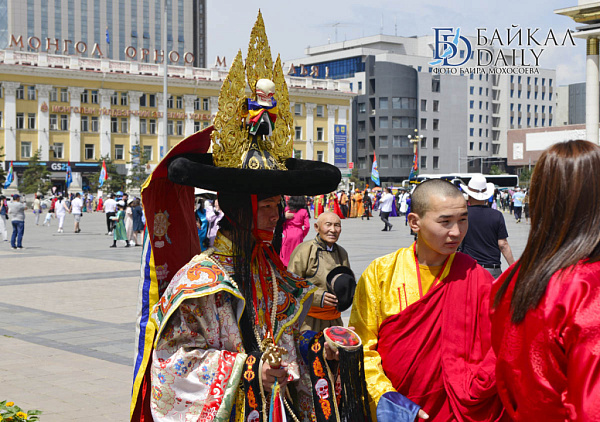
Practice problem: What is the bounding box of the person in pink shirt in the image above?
[280,196,310,266]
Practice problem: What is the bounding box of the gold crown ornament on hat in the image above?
[210,11,294,171]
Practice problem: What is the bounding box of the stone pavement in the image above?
[0,208,529,421]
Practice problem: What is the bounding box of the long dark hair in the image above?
[286,195,306,212]
[494,140,600,323]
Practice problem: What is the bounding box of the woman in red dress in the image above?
[279,196,310,267]
[491,139,600,421]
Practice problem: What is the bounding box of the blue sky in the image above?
[207,0,585,85]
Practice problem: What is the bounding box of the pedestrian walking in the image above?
[109,200,128,247]
[125,199,134,246]
[512,188,525,223]
[131,199,144,246]
[55,196,69,233]
[33,194,42,225]
[70,192,83,233]
[0,195,8,242]
[103,193,117,234]
[362,189,372,220]
[8,194,26,249]
[379,187,395,231]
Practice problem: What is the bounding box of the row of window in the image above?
[469,142,490,152]
[509,104,553,114]
[294,126,325,141]
[293,149,325,162]
[293,104,328,118]
[358,136,440,150]
[357,155,440,170]
[510,89,552,101]
[14,86,211,111]
[510,117,553,127]
[19,141,155,162]
[510,76,553,87]
[358,97,420,113]
[357,117,420,132]
[470,114,490,124]
[470,128,490,138]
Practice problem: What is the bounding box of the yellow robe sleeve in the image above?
[349,256,397,417]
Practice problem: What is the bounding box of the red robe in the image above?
[376,252,506,421]
[491,261,600,421]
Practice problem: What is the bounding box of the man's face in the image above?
[409,195,468,257]
[315,213,342,247]
[256,196,281,232]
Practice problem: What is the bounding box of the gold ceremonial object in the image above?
[261,337,288,369]
[210,10,293,170]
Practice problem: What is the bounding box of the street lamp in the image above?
[408,128,423,179]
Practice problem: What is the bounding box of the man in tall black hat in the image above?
[131,12,371,422]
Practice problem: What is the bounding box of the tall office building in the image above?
[287,35,556,184]
[0,0,206,68]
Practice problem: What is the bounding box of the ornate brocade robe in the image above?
[150,233,317,421]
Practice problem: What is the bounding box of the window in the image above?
[176,120,183,136]
[433,119,439,130]
[358,103,366,113]
[380,155,388,168]
[479,101,482,110]
[421,137,427,148]
[90,116,98,132]
[469,128,474,136]
[479,115,483,123]
[149,94,156,107]
[139,94,147,107]
[50,88,58,102]
[379,117,388,129]
[316,127,324,141]
[26,113,35,129]
[379,98,388,110]
[470,114,474,123]
[140,119,147,134]
[121,118,128,133]
[294,104,302,116]
[28,86,36,100]
[391,117,401,129]
[194,121,202,132]
[379,136,388,148]
[111,117,118,132]
[115,144,124,160]
[421,156,427,169]
[479,142,483,151]
[295,126,302,139]
[53,143,64,159]
[84,144,95,159]
[433,137,439,149]
[469,142,474,150]
[469,86,474,95]
[420,119,427,130]
[149,119,156,134]
[143,145,153,161]
[81,90,88,103]
[393,135,408,148]
[111,92,118,105]
[433,100,439,112]
[470,100,474,109]
[167,120,174,135]
[21,142,32,158]
[194,98,201,111]
[61,88,68,102]
[358,139,366,149]
[203,98,209,111]
[50,114,58,130]
[357,81,362,91]
[316,151,324,162]
[479,128,483,136]
[176,96,183,109]
[433,156,439,169]
[420,99,427,111]
[15,85,25,100]
[431,77,440,92]
[61,115,68,130]
[121,92,128,106]
[167,96,174,109]
[316,105,324,117]
[358,121,365,132]
[16,113,24,129]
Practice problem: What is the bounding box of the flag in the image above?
[409,148,419,180]
[106,27,110,44]
[65,162,73,189]
[3,161,14,189]
[371,152,380,186]
[99,160,108,187]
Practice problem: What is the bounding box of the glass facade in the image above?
[41,1,48,48]
[119,0,125,60]
[68,0,75,54]
[178,0,184,59]
[80,0,87,56]
[54,0,62,45]
[143,0,150,61]
[154,0,161,53]
[106,0,113,58]
[27,0,34,51]
[288,57,364,80]
[94,0,101,50]
[131,0,138,51]
[0,0,7,49]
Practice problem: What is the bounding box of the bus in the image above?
[403,173,519,189]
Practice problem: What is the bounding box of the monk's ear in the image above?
[407,212,420,232]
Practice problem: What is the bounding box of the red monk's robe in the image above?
[350,248,506,421]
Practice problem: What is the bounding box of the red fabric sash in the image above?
[376,252,506,421]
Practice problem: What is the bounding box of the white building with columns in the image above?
[0,49,353,192]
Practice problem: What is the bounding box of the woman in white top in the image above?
[55,196,69,233]
[125,201,134,246]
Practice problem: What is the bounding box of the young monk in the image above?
[350,179,506,421]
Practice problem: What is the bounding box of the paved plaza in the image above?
[0,209,530,421]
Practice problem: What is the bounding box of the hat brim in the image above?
[168,154,341,196]
[460,183,495,201]
[326,265,355,286]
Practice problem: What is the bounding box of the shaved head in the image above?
[317,211,341,226]
[315,211,342,247]
[411,179,464,217]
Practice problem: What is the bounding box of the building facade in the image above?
[0,0,206,68]
[0,49,353,192]
[287,35,556,184]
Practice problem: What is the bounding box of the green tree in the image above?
[94,155,126,193]
[489,165,503,175]
[19,149,52,195]
[127,144,150,192]
[519,166,534,187]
